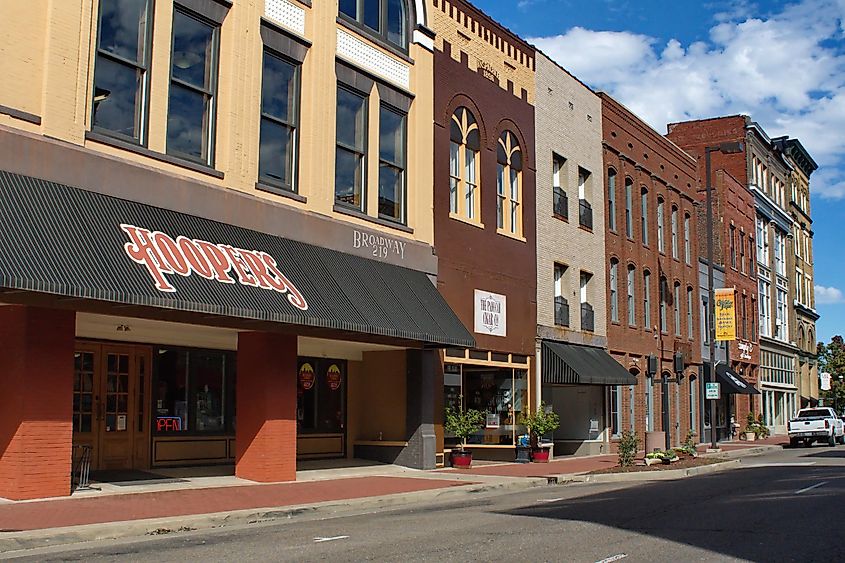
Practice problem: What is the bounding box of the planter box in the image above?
[450,449,473,469]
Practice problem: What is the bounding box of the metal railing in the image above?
[72,444,93,492]
[553,187,568,219]
[554,296,570,327]
[581,302,595,332]
[579,198,593,230]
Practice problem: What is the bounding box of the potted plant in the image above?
[519,402,560,463]
[444,406,485,468]
[743,412,757,441]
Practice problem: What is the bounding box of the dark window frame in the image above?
[377,102,408,224]
[258,48,302,193]
[338,0,411,53]
[335,83,370,213]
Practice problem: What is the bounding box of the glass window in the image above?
[454,366,527,446]
[610,386,621,438]
[92,0,153,142]
[167,8,219,164]
[730,225,737,269]
[609,258,619,323]
[684,214,691,264]
[627,265,636,326]
[338,0,409,50]
[553,155,568,220]
[259,50,300,191]
[496,131,522,236]
[689,377,697,432]
[657,197,665,253]
[643,270,651,329]
[660,276,668,333]
[624,177,633,238]
[297,359,346,434]
[671,206,679,259]
[154,348,234,434]
[607,168,616,231]
[645,376,654,432]
[335,86,368,210]
[73,351,96,433]
[378,105,407,222]
[674,282,681,336]
[640,187,649,246]
[450,107,481,221]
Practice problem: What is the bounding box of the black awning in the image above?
[715,364,760,395]
[0,170,474,348]
[541,340,637,385]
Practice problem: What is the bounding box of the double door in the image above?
[72,342,152,470]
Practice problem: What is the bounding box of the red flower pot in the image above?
[531,447,551,463]
[450,449,473,468]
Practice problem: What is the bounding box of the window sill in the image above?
[334,204,414,233]
[86,131,224,179]
[255,181,307,203]
[552,213,569,223]
[578,225,593,234]
[449,212,485,230]
[496,228,527,242]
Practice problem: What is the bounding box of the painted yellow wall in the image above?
[0,0,434,245]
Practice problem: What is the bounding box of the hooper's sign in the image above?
[120,224,308,311]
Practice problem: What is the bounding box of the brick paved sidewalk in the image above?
[0,476,467,533]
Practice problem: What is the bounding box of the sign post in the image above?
[705,382,721,400]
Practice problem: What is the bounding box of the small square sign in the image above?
[705,382,721,400]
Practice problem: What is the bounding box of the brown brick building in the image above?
[600,93,701,448]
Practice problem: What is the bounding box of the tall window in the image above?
[624,177,633,238]
[774,230,786,276]
[339,0,409,50]
[643,270,652,329]
[258,51,300,192]
[578,167,593,230]
[645,376,654,432]
[554,263,569,327]
[640,186,649,245]
[739,232,746,274]
[553,154,568,220]
[335,86,368,210]
[684,213,691,265]
[497,131,523,235]
[741,294,748,339]
[686,286,694,338]
[775,287,788,341]
[701,296,710,344]
[607,168,617,231]
[91,0,153,143]
[580,271,590,304]
[627,265,636,326]
[609,259,619,323]
[689,377,697,433]
[378,105,407,222]
[659,276,668,333]
[757,217,769,264]
[759,276,772,338]
[730,225,737,269]
[748,236,755,274]
[671,205,679,259]
[674,282,681,336]
[167,7,220,165]
[450,107,481,221]
[657,197,665,253]
[609,386,621,438]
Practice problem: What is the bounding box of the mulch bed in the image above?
[588,455,727,474]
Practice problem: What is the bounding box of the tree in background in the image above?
[819,336,845,413]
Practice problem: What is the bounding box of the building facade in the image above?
[668,116,801,434]
[429,0,538,461]
[534,54,634,456]
[0,0,475,500]
[600,93,701,449]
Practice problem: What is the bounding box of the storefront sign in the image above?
[474,289,507,337]
[327,364,342,391]
[299,363,315,390]
[352,230,406,260]
[714,288,736,341]
[738,339,754,360]
[156,416,182,432]
[120,224,308,310]
[485,413,500,429]
[705,382,721,400]
[821,372,832,391]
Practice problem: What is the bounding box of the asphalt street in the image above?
[6,445,845,562]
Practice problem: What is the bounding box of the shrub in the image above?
[618,430,639,467]
[518,402,561,445]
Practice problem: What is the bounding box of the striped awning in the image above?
[541,340,637,385]
[0,170,474,348]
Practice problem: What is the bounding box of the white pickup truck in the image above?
[788,407,845,447]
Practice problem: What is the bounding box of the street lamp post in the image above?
[705,142,744,451]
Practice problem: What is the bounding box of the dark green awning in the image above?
[542,340,637,385]
[0,170,474,348]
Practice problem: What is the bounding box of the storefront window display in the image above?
[153,348,236,434]
[444,363,528,446]
[297,358,346,434]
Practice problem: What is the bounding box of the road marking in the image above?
[314,536,349,543]
[795,481,828,495]
[595,554,628,563]
[537,497,565,503]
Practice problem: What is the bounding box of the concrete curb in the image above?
[561,459,741,484]
[699,444,783,460]
[0,477,550,555]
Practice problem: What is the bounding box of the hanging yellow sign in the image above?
[715,288,736,341]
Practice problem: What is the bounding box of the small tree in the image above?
[519,402,560,446]
[819,337,845,413]
[618,430,639,468]
[444,406,485,450]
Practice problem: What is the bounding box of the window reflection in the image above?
[335,87,367,210]
[259,51,299,190]
[378,105,406,221]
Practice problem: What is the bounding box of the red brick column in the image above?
[0,305,75,500]
[235,332,297,482]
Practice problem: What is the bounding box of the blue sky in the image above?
[472,0,845,344]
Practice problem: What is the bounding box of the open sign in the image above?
[156,417,182,432]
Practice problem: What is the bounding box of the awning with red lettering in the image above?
[0,170,474,348]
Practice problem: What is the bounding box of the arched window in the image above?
[671,205,679,259]
[450,107,480,221]
[339,0,409,50]
[497,130,523,236]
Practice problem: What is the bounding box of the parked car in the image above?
[788,407,845,447]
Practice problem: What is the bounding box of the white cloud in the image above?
[816,285,845,304]
[528,0,845,199]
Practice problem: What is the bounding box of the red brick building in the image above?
[600,93,702,449]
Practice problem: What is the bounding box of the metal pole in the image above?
[706,148,718,451]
